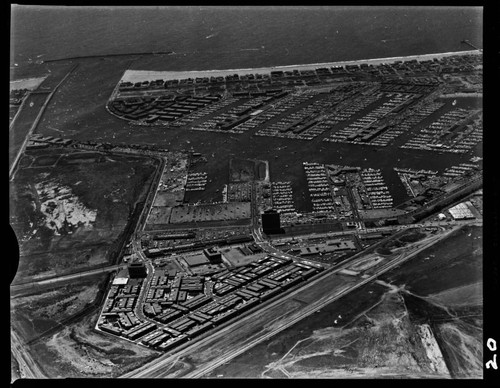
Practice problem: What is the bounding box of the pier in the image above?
[461,40,481,51]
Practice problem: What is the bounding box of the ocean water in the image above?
[10,6,482,70]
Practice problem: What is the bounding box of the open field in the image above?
[209,284,446,378]
[10,148,159,282]
[36,58,134,140]
[380,225,482,295]
[379,225,483,378]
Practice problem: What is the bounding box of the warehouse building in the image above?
[448,202,475,220]
[298,240,356,256]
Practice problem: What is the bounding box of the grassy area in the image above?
[36,58,133,140]
[10,148,158,282]
[380,225,482,295]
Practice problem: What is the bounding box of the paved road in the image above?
[11,329,45,380]
[10,264,127,293]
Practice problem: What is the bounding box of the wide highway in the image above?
[11,329,45,379]
[10,263,128,293]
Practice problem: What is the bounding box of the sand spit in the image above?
[121,50,481,83]
[417,324,451,376]
[10,76,48,92]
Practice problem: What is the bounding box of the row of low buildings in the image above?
[144,234,254,257]
[120,53,480,97]
[98,253,324,352]
[27,134,73,149]
[108,94,221,124]
[292,239,357,257]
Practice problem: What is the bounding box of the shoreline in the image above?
[121,49,481,83]
[10,76,48,92]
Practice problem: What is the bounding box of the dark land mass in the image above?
[10,147,159,282]
[207,282,387,377]
[11,273,109,344]
[25,300,161,378]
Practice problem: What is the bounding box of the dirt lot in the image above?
[10,148,158,282]
[209,284,446,378]
[380,225,482,296]
[229,158,268,183]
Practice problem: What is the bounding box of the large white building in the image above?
[448,202,475,220]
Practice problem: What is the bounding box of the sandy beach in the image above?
[121,50,481,83]
[10,76,48,92]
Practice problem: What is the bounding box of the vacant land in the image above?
[381,225,482,295]
[209,284,446,378]
[36,58,133,140]
[11,273,109,344]
[10,148,158,282]
[229,158,268,183]
[18,303,161,378]
[380,225,483,378]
